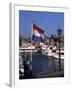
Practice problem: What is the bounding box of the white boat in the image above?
[46,46,55,56]
[47,50,54,56]
[19,46,38,53]
[53,50,64,60]
[42,49,54,56]
[41,46,54,56]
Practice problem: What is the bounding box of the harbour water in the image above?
[32,52,64,75]
[19,51,64,79]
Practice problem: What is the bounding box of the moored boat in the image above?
[53,50,64,60]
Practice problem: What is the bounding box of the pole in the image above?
[57,28,62,71]
[29,21,34,76]
[59,34,61,71]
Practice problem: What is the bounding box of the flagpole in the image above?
[29,21,34,76]
[31,21,33,70]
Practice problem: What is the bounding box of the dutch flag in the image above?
[32,23,45,43]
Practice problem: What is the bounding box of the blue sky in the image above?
[19,10,64,37]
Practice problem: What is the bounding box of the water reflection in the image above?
[19,51,64,79]
[32,52,64,74]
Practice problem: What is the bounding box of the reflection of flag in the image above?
[32,23,44,43]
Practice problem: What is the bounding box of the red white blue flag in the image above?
[32,23,45,43]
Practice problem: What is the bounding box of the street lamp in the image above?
[57,27,62,71]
